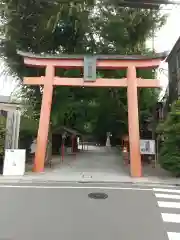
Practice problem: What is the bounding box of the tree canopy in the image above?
[0,0,166,141]
[157,99,180,176]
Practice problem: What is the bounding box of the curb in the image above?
[0,178,179,186]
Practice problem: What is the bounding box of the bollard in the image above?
[122,146,129,165]
[61,144,64,162]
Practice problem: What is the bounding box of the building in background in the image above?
[156,36,180,121]
[166,36,180,104]
[0,95,21,149]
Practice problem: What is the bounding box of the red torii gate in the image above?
[18,51,166,177]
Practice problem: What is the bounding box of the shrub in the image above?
[157,99,180,177]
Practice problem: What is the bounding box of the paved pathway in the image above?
[51,146,127,177]
[153,187,180,240]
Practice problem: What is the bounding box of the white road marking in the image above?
[155,193,180,200]
[161,213,180,223]
[154,189,180,239]
[153,188,180,194]
[84,182,176,188]
[138,184,176,188]
[167,232,180,240]
[158,201,180,209]
[0,185,152,190]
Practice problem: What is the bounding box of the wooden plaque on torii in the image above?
[17,51,166,177]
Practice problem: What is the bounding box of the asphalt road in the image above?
[0,182,179,240]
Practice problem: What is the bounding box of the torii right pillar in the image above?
[127,66,141,177]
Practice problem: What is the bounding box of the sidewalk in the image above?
[0,173,180,186]
[0,146,180,185]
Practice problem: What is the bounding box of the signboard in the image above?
[84,56,96,82]
[3,149,26,176]
[140,139,155,155]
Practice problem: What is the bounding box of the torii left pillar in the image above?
[33,65,54,172]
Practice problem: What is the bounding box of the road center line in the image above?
[0,185,152,190]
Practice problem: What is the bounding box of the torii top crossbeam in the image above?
[18,51,167,88]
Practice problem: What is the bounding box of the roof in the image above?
[116,0,179,9]
[0,95,11,103]
[166,36,180,62]
[0,95,21,106]
[17,50,168,61]
[53,126,82,136]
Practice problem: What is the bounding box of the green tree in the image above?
[0,0,166,139]
[157,100,180,177]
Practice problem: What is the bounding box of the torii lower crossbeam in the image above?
[24,77,160,88]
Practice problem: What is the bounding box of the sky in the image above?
[0,3,180,97]
[152,3,180,99]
